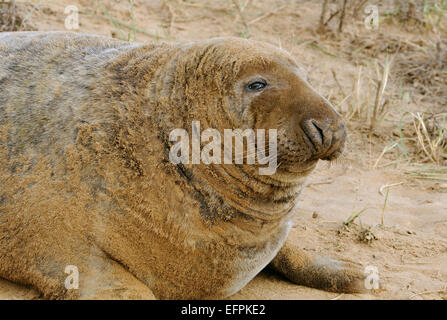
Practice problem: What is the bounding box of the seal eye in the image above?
[246,80,267,92]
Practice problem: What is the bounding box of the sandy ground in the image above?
[0,0,446,300]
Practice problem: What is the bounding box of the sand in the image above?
[0,0,446,300]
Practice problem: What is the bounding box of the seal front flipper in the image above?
[269,240,366,293]
[77,252,157,300]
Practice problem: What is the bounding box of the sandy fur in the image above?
[0,32,363,299]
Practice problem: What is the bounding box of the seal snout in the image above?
[301,118,346,161]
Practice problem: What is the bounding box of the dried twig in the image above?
[241,0,252,12]
[163,0,176,35]
[409,284,447,299]
[331,69,346,97]
[248,5,286,25]
[308,178,334,187]
[129,0,137,41]
[370,56,392,136]
[338,0,348,33]
[331,293,344,300]
[318,0,329,31]
[0,0,16,31]
[373,142,399,169]
[378,182,404,196]
[352,0,368,18]
[324,9,340,26]
[369,80,383,135]
[232,0,250,35]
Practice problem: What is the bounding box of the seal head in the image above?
[162,38,346,175]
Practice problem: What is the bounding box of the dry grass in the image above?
[405,165,447,181]
[317,0,368,35]
[330,55,395,138]
[394,38,447,106]
[384,0,447,32]
[0,0,35,31]
[372,111,447,171]
[309,1,447,170]
[409,112,447,164]
[0,0,17,31]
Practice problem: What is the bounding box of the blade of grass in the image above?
[129,0,137,42]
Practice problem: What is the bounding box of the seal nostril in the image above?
[311,120,324,145]
[302,119,325,151]
[301,119,347,160]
